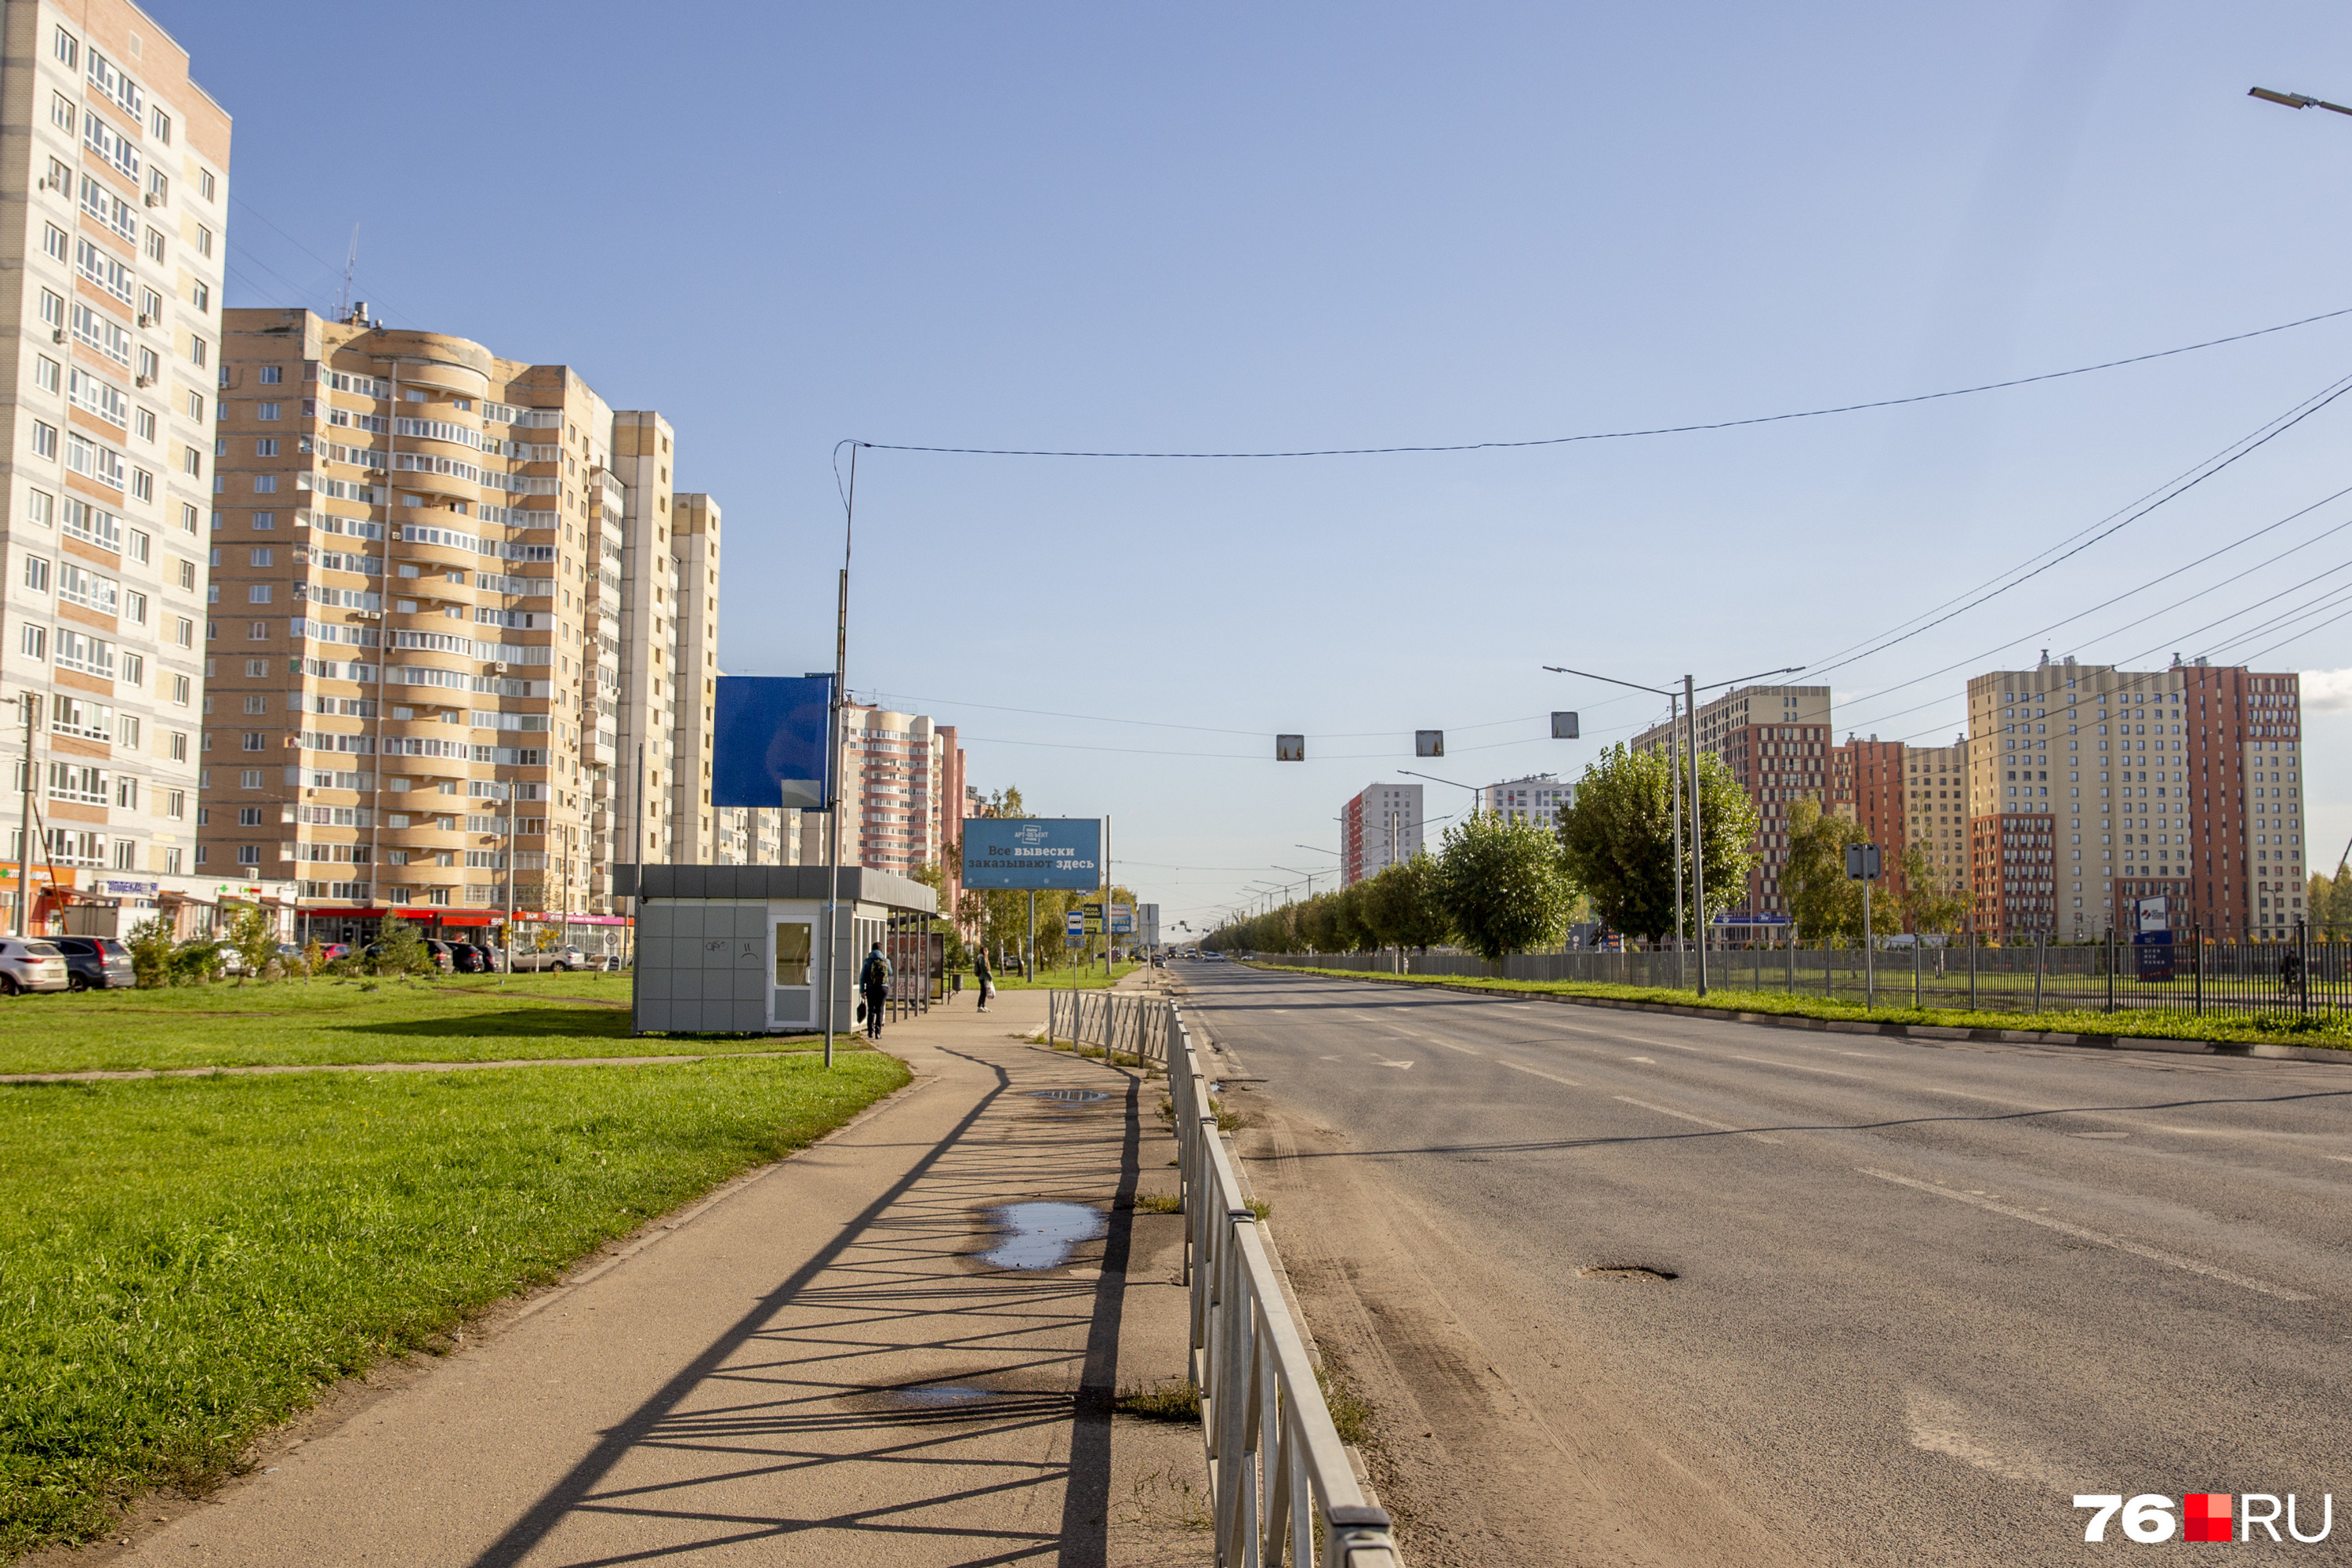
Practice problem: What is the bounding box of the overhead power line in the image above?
[848,305,2352,459]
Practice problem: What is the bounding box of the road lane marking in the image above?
[1858,1168,2312,1301]
[1393,1029,1483,1056]
[1500,1060,1582,1087]
[1376,1058,1415,1070]
[1613,1095,1784,1144]
[1731,1054,1865,1078]
[1904,1391,2075,1493]
[1627,1056,1655,1063]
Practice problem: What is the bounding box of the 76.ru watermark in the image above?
[2074,1494,2333,1543]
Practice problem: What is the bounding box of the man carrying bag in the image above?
[858,941,891,1040]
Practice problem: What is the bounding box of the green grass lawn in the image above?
[988,962,1144,992]
[0,1050,910,1558]
[1251,962,2352,1050]
[0,975,823,1076]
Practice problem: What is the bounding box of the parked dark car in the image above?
[447,941,492,974]
[418,940,457,974]
[49,935,134,990]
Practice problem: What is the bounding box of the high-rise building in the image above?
[201,307,710,941]
[0,4,230,932]
[1636,683,1831,917]
[796,703,965,880]
[659,489,721,864]
[1966,653,2308,942]
[1340,782,1422,884]
[1900,735,1970,894]
[1479,772,1571,826]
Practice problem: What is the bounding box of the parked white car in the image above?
[510,943,589,973]
[0,937,71,994]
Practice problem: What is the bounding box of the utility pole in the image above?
[502,787,515,984]
[13,693,35,937]
[824,443,856,1071]
[1686,672,1707,996]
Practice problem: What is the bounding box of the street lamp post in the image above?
[1545,662,1803,997]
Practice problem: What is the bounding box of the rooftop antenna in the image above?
[333,224,359,321]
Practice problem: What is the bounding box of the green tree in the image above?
[228,904,277,981]
[370,916,434,977]
[1556,745,1758,941]
[1898,840,1969,935]
[1778,798,1899,944]
[1434,811,1573,961]
[1361,853,1451,952]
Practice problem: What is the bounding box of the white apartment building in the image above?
[667,490,720,861]
[1341,781,1421,884]
[1480,773,1570,826]
[0,2,228,932]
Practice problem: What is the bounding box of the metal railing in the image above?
[1054,988,1400,1567]
[1266,933,2350,1023]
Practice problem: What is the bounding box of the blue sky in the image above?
[160,1,2352,928]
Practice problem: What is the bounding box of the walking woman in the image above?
[974,949,995,1013]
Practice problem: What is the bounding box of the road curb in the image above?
[1247,964,2352,1066]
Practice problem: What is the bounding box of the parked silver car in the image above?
[0,937,71,994]
[510,943,587,973]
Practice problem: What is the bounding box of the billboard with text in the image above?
[963,817,1102,890]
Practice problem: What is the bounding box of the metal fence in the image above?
[1269,935,2350,1022]
[1054,989,1400,1567]
[1046,988,1177,1062]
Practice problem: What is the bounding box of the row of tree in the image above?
[1210,742,1975,956]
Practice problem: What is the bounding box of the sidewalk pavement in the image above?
[91,982,1210,1568]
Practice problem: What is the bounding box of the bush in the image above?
[369,917,435,978]
[168,938,223,985]
[125,916,176,989]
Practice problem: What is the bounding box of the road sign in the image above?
[963,818,1102,890]
[1138,903,1160,946]
[711,675,833,809]
[1080,901,1105,935]
[1844,843,1882,880]
[1065,910,1086,940]
[1276,735,1305,761]
[1109,902,1133,935]
[1552,712,1580,739]
[1415,730,1444,757]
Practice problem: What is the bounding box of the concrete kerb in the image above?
[1245,963,2352,1066]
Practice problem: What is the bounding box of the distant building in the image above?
[1479,773,1570,827]
[1967,653,2308,942]
[1635,683,1832,918]
[1341,782,1422,884]
[794,702,965,884]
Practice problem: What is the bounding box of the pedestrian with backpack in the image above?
[974,949,995,1013]
[859,941,891,1040]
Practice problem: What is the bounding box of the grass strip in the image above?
[0,975,814,1076]
[987,963,1145,992]
[1250,962,2352,1051]
[0,1051,909,1558]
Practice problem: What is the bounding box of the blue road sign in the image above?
[964,818,1103,890]
[712,676,833,809]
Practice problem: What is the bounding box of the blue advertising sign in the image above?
[712,676,832,810]
[964,817,1102,890]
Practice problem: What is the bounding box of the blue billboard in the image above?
[712,676,833,810]
[963,817,1102,890]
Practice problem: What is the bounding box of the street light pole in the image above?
[1686,671,1705,996]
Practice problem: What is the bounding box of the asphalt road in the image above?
[1178,962,2352,1567]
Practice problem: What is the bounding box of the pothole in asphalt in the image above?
[978,1201,1106,1269]
[1029,1088,1109,1103]
[1580,1265,1679,1281]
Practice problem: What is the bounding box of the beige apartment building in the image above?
[1902,737,1969,891]
[198,307,716,942]
[1967,653,2307,942]
[0,2,230,933]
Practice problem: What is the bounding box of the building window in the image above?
[31,423,56,459]
[257,402,281,421]
[247,621,267,641]
[20,626,45,661]
[188,336,207,368]
[260,366,283,386]
[199,172,216,205]
[22,557,49,593]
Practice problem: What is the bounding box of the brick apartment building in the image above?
[1638,683,1832,919]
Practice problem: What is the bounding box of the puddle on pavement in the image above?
[979,1200,1105,1269]
[1029,1088,1109,1104]
[833,1374,1074,1422]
